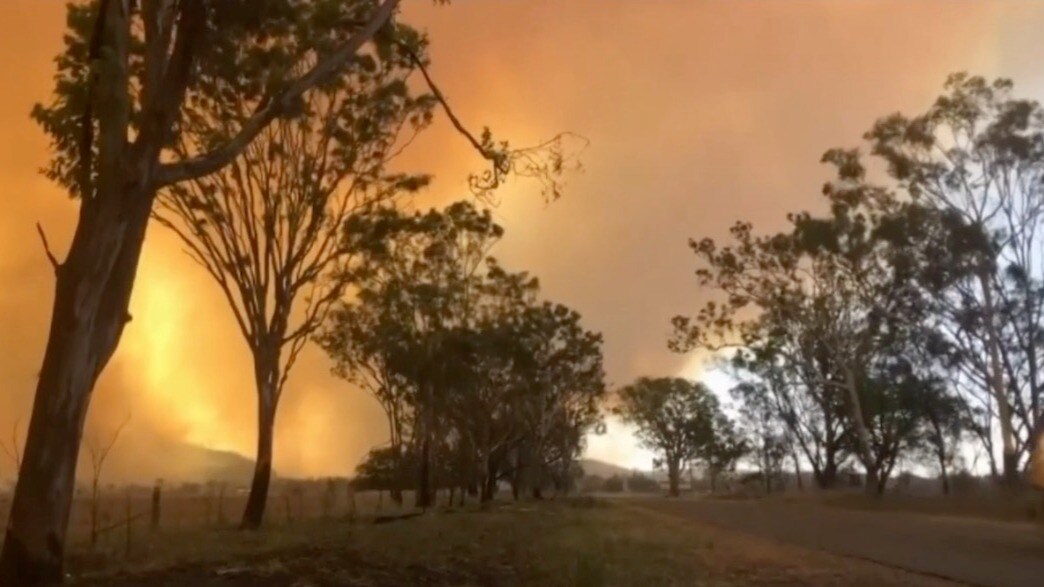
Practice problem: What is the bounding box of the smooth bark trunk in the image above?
[241,382,278,529]
[979,270,1019,485]
[791,450,803,491]
[667,459,681,497]
[0,189,153,585]
[842,367,880,495]
[939,458,950,495]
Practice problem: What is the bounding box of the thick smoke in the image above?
[0,0,1027,482]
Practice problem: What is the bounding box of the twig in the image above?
[36,223,60,272]
[400,44,495,163]
[0,420,22,471]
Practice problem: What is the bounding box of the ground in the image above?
[70,497,958,587]
[631,495,1044,587]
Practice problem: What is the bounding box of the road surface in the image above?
[628,498,1044,587]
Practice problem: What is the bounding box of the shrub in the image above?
[602,475,624,493]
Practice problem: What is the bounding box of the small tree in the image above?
[0,421,23,477]
[155,31,435,529]
[602,475,625,493]
[703,414,748,493]
[84,415,129,551]
[626,472,661,494]
[615,378,718,497]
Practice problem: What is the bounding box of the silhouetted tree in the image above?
[154,30,434,528]
[3,2,406,579]
[602,475,625,493]
[615,378,719,497]
[626,472,661,494]
[84,415,129,551]
[324,202,604,506]
[862,73,1044,483]
[11,0,575,577]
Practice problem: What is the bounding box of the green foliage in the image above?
[614,378,721,481]
[34,0,425,200]
[625,473,660,494]
[318,200,606,501]
[674,72,1044,490]
[351,446,415,492]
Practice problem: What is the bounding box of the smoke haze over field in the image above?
[1,0,1042,482]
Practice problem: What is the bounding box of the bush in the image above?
[626,473,660,493]
[580,474,605,494]
[602,475,624,493]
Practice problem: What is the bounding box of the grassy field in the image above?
[64,497,951,586]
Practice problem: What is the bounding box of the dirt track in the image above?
[628,497,1044,587]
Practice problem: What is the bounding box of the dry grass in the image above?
[64,497,954,586]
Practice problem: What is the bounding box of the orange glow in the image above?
[2,0,1042,481]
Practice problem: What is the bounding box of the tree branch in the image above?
[36,222,61,273]
[154,0,401,187]
[400,44,495,164]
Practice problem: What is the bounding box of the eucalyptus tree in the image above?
[13,0,579,577]
[509,301,606,498]
[671,219,855,489]
[731,382,790,494]
[153,28,434,528]
[323,201,605,504]
[5,1,407,579]
[324,201,504,507]
[702,413,748,493]
[675,147,957,493]
[615,378,720,497]
[863,73,1044,482]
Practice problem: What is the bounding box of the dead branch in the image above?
[36,223,60,272]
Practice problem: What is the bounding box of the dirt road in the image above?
[628,498,1044,587]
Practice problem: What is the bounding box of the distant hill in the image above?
[578,458,647,479]
[183,444,260,485]
[144,442,261,486]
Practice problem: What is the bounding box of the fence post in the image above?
[124,488,133,558]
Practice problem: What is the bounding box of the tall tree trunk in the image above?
[842,367,879,494]
[241,371,279,530]
[791,448,804,491]
[416,435,433,509]
[415,385,435,509]
[867,469,883,495]
[0,194,153,585]
[979,270,1019,485]
[481,469,496,503]
[939,455,950,495]
[0,0,143,579]
[667,458,680,497]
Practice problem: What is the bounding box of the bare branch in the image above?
[36,222,61,273]
[401,45,496,165]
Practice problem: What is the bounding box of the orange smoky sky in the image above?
[1,0,1042,480]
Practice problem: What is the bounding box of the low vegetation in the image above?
[67,498,945,587]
